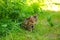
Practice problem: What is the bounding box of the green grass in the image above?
[0,11,60,40]
[0,0,60,40]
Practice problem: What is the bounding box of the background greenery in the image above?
[0,0,60,40]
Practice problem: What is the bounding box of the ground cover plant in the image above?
[0,0,60,40]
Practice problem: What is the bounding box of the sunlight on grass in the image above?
[51,0,60,3]
[41,4,60,11]
[26,0,60,11]
[26,0,39,6]
[42,0,60,11]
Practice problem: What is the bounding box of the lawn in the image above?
[0,0,60,40]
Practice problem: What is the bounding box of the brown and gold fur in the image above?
[20,14,37,31]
